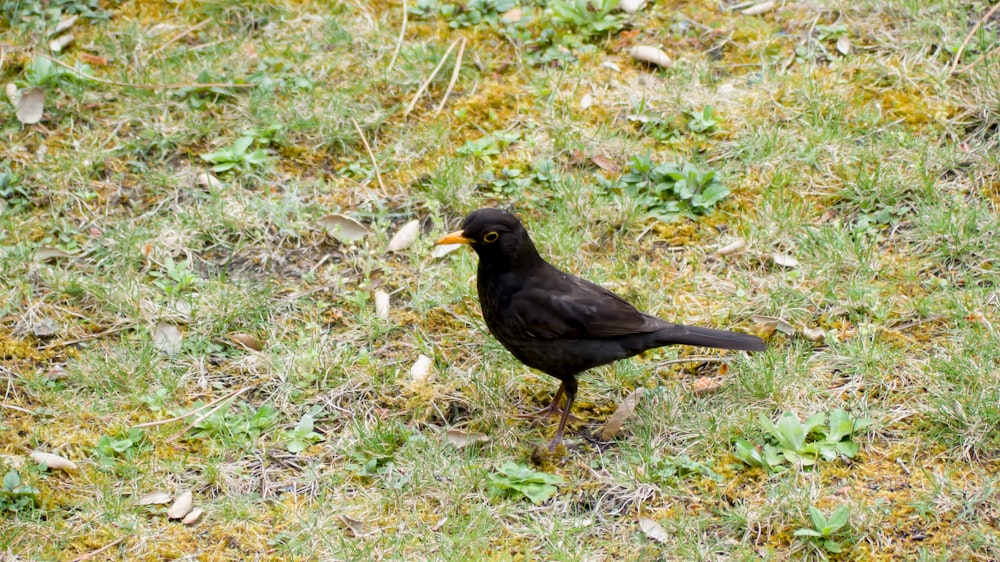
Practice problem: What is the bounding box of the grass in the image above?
[2,0,999,559]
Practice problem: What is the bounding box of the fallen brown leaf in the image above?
[691,376,724,395]
[135,491,172,506]
[599,387,644,440]
[591,155,621,174]
[31,451,78,472]
[167,491,193,519]
[318,214,369,243]
[387,220,420,252]
[446,429,490,449]
[638,517,669,543]
[228,333,263,351]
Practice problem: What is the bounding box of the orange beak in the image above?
[436,230,474,245]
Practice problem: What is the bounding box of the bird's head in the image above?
[436,208,541,268]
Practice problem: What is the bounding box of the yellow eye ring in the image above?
[483,231,499,243]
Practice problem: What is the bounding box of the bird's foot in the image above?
[517,405,581,427]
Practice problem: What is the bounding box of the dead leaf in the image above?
[591,155,620,174]
[36,247,76,262]
[619,0,644,13]
[431,243,462,258]
[599,387,644,440]
[446,429,490,449]
[31,451,78,472]
[196,172,221,190]
[500,7,522,23]
[53,14,78,35]
[826,306,849,318]
[836,35,851,55]
[228,333,263,351]
[717,239,747,256]
[629,46,671,68]
[49,33,74,52]
[431,517,448,531]
[387,219,420,252]
[691,376,724,395]
[182,507,204,525]
[742,1,775,15]
[410,354,434,382]
[374,290,390,319]
[638,517,669,543]
[318,214,369,243]
[801,326,826,342]
[153,322,183,355]
[30,316,60,337]
[771,252,799,268]
[752,315,795,336]
[135,491,172,506]
[78,53,109,66]
[167,491,193,519]
[339,515,365,536]
[5,83,18,105]
[15,87,44,125]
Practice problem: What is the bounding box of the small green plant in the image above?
[457,131,521,161]
[345,451,395,478]
[408,0,516,28]
[794,504,852,553]
[521,27,578,66]
[1,470,39,513]
[140,388,171,411]
[3,0,108,31]
[815,23,848,43]
[646,454,722,483]
[172,71,240,109]
[0,169,32,214]
[186,402,279,445]
[612,155,731,222]
[95,428,146,459]
[487,462,563,504]
[23,55,93,88]
[852,200,909,234]
[686,105,718,134]
[150,257,201,298]
[478,158,560,199]
[200,136,269,173]
[284,414,323,453]
[548,0,625,42]
[343,420,408,479]
[734,409,873,473]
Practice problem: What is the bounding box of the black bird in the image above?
[437,208,766,451]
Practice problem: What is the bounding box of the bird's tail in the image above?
[654,324,766,352]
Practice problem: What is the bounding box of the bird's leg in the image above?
[518,382,581,424]
[547,379,577,452]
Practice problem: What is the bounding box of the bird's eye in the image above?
[483,231,499,243]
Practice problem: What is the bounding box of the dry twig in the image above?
[165,386,255,442]
[435,37,465,116]
[70,537,125,562]
[950,2,1000,74]
[350,118,387,193]
[133,386,252,430]
[147,18,212,58]
[404,38,461,117]
[386,0,408,73]
[33,52,257,89]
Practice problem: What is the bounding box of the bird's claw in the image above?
[517,406,581,427]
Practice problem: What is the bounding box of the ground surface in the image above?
[1,0,998,560]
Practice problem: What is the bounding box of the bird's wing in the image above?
[509,274,668,340]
